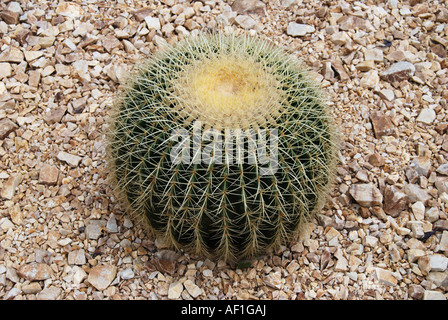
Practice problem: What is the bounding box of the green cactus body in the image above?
[107,33,339,263]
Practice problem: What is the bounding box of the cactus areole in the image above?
[107,33,338,263]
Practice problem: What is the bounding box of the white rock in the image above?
[1,173,22,200]
[425,207,439,222]
[416,108,436,125]
[330,31,351,46]
[0,218,15,231]
[424,290,446,300]
[168,281,184,299]
[37,287,61,300]
[56,2,83,18]
[374,267,398,286]
[183,279,203,298]
[87,265,117,291]
[85,220,106,240]
[429,254,448,272]
[72,266,87,285]
[411,201,425,221]
[120,268,135,280]
[363,235,378,247]
[4,287,21,300]
[145,17,161,30]
[57,151,82,167]
[437,164,448,176]
[360,70,379,88]
[440,231,448,251]
[377,89,395,101]
[349,183,383,207]
[0,62,12,79]
[286,22,315,36]
[235,14,256,29]
[7,2,23,14]
[68,249,86,265]
[364,48,383,62]
[106,213,118,233]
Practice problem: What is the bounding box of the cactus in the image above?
[107,33,339,263]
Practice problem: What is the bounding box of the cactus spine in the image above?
[107,33,339,263]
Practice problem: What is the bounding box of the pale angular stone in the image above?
[8,203,22,225]
[120,268,135,280]
[425,207,439,223]
[360,69,379,88]
[4,287,21,300]
[411,201,425,221]
[0,218,15,231]
[377,89,395,101]
[183,279,203,298]
[72,266,87,285]
[44,105,66,124]
[0,62,12,79]
[68,249,86,265]
[56,2,82,18]
[216,11,238,26]
[87,265,117,291]
[374,267,397,286]
[286,22,315,36]
[145,16,161,30]
[411,156,431,177]
[429,254,448,272]
[408,221,424,238]
[24,51,44,62]
[26,36,55,49]
[404,183,432,204]
[337,15,370,31]
[168,281,183,299]
[407,248,426,263]
[349,183,383,207]
[437,164,448,176]
[364,48,383,62]
[416,108,436,125]
[423,290,446,300]
[106,213,118,233]
[331,31,351,46]
[363,235,378,247]
[57,151,82,167]
[439,231,448,251]
[235,15,256,29]
[85,219,106,240]
[0,46,24,63]
[1,173,22,200]
[37,287,61,300]
[17,263,53,281]
[334,255,348,271]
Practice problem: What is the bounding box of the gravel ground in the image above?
[1,0,448,300]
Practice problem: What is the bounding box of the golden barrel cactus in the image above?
[107,33,338,263]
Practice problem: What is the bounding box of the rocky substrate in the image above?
[0,0,447,300]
